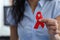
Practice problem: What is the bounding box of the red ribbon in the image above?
[34,11,44,29]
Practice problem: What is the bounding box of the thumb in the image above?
[40,18,48,23]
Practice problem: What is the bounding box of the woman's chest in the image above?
[18,2,55,31]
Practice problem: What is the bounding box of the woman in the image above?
[7,0,60,40]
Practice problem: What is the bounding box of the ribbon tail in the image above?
[34,22,40,29]
[40,23,44,28]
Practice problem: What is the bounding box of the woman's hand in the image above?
[40,18,60,40]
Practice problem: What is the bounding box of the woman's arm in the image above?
[10,25,18,40]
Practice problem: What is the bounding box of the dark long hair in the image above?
[12,0,25,24]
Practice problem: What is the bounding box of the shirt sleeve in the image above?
[6,8,16,26]
[53,1,60,18]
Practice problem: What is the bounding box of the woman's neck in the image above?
[28,0,39,13]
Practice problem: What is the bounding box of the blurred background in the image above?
[0,0,12,40]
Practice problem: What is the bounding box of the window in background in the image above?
[0,0,12,40]
[4,6,12,26]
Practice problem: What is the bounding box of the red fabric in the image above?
[34,11,44,29]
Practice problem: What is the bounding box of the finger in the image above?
[56,30,60,34]
[46,23,56,26]
[47,26,57,35]
[47,26,57,31]
[48,26,60,35]
[48,29,57,35]
[48,28,58,35]
[55,34,60,40]
[40,18,48,23]
[40,18,57,26]
[46,22,58,31]
[46,20,58,26]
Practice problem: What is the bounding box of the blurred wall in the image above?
[0,0,10,36]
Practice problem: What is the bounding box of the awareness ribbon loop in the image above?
[34,11,44,29]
